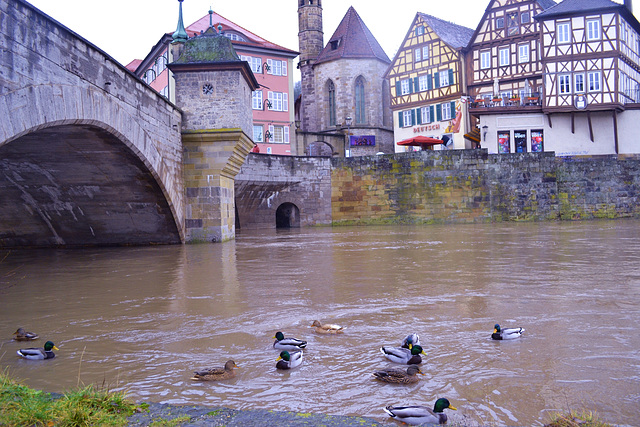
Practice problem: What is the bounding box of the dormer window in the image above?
[330,39,341,50]
[224,32,246,42]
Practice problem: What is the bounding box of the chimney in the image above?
[625,0,633,13]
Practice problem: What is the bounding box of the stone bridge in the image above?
[0,0,185,247]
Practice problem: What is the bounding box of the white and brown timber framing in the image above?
[466,0,556,103]
[385,13,473,111]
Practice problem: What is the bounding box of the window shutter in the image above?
[283,93,289,111]
[410,109,416,126]
[408,79,414,94]
[284,126,290,143]
[282,61,287,76]
[450,101,456,118]
[268,125,274,141]
[395,80,401,97]
[427,74,433,90]
[429,106,435,123]
[414,77,420,92]
[448,69,454,86]
[436,104,442,121]
[398,111,404,128]
[267,91,273,110]
[434,72,440,89]
[415,108,422,125]
[267,59,273,75]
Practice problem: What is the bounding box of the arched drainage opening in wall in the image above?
[275,203,300,228]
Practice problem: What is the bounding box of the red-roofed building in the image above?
[133,8,299,155]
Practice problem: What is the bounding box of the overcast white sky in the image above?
[26,0,491,67]
[27,0,633,71]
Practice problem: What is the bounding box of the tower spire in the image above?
[172,0,188,43]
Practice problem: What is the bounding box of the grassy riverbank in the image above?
[0,371,614,426]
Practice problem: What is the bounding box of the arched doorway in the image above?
[308,140,335,156]
[275,203,300,228]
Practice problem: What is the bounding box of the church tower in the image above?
[298,0,323,132]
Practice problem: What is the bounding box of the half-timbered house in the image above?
[535,0,640,155]
[385,13,474,151]
[467,0,556,154]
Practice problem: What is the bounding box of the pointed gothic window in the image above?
[328,80,336,127]
[355,77,366,124]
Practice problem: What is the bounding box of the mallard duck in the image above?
[380,344,426,365]
[401,333,420,349]
[276,350,303,370]
[384,398,457,425]
[372,365,424,384]
[273,331,307,351]
[311,320,344,334]
[491,324,525,340]
[13,328,39,341]
[191,360,238,381]
[17,341,58,360]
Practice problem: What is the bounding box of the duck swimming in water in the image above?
[17,341,58,360]
[380,344,426,365]
[191,360,238,381]
[273,331,307,351]
[384,398,457,425]
[372,365,424,384]
[276,350,303,370]
[311,320,344,334]
[401,333,420,349]
[491,324,525,340]
[13,328,39,341]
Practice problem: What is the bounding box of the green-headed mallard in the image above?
[13,328,39,341]
[401,333,420,349]
[380,344,426,365]
[17,341,58,360]
[311,320,344,334]
[273,331,307,351]
[491,324,525,340]
[276,350,303,370]
[191,360,238,381]
[372,365,424,384]
[384,398,457,425]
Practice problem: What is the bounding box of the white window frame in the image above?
[400,79,411,95]
[588,71,601,92]
[441,103,452,120]
[267,125,290,144]
[266,59,287,76]
[420,106,430,124]
[414,48,421,62]
[418,75,429,92]
[253,125,263,142]
[402,110,412,127]
[586,19,601,41]
[267,91,289,112]
[559,74,572,94]
[499,47,510,67]
[574,73,585,93]
[422,46,429,61]
[480,51,491,69]
[557,22,571,44]
[439,70,450,87]
[252,90,263,110]
[417,26,424,35]
[518,44,530,63]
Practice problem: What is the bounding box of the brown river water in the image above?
[1,221,639,426]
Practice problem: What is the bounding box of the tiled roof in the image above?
[536,0,558,10]
[315,7,390,65]
[183,12,298,56]
[417,13,474,49]
[125,59,142,73]
[535,0,624,18]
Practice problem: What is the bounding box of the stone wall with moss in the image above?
[330,151,640,225]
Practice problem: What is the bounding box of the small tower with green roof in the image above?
[168,2,259,243]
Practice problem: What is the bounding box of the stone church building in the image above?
[295,1,394,156]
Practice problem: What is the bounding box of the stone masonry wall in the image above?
[235,150,640,229]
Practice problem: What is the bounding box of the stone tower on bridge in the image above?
[168,6,259,243]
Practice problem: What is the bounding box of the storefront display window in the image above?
[498,131,510,153]
[515,130,527,153]
[531,130,544,152]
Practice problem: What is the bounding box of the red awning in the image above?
[396,136,444,146]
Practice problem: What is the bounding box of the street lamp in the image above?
[345,116,352,157]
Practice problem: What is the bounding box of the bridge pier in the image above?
[183,129,253,243]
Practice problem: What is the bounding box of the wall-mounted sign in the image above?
[575,94,587,110]
[350,135,375,146]
[498,130,510,154]
[531,130,544,152]
[413,123,441,133]
[514,130,527,153]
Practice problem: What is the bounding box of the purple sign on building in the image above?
[350,135,376,146]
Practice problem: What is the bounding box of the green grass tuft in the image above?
[545,410,612,427]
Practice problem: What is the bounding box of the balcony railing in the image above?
[469,93,542,109]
